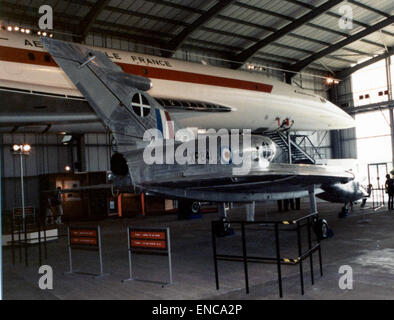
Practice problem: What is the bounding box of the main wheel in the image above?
[321,220,328,239]
[191,201,201,215]
[177,200,200,219]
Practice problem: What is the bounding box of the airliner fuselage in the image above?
[0,30,354,132]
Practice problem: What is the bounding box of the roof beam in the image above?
[76,0,111,42]
[64,0,384,53]
[289,16,394,73]
[282,0,394,37]
[232,0,343,67]
[192,25,357,64]
[162,0,236,57]
[336,47,394,80]
[342,100,394,115]
[347,0,391,18]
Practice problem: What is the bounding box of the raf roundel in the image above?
[131,93,151,117]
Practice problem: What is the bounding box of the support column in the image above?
[386,56,394,168]
[308,185,317,214]
[245,201,255,222]
[0,133,2,300]
[287,132,292,164]
[218,202,227,219]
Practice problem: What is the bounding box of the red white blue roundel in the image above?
[220,146,232,164]
[131,93,150,117]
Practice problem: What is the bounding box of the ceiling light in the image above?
[326,77,334,84]
[21,28,25,33]
[25,29,30,34]
[14,26,19,31]
[7,26,12,31]
[37,31,41,35]
[42,32,47,37]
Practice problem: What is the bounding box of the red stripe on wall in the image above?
[0,45,273,93]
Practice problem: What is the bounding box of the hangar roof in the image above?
[0,0,393,78]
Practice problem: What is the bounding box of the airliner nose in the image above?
[331,101,355,129]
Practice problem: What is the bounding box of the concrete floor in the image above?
[3,201,394,300]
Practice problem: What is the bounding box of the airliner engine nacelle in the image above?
[317,180,366,204]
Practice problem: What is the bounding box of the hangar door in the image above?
[367,163,388,189]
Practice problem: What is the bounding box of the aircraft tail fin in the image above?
[41,38,178,149]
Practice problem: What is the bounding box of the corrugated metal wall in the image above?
[329,78,358,159]
[83,133,112,172]
[1,133,73,211]
[1,132,114,211]
[291,71,333,160]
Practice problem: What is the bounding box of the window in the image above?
[28,52,35,61]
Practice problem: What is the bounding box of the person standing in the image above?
[46,196,56,225]
[55,187,64,224]
[385,174,393,210]
[360,184,372,208]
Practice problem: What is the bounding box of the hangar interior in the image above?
[1,0,394,300]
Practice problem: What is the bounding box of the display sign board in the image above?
[124,226,172,285]
[13,207,36,227]
[13,207,35,215]
[66,225,107,278]
[69,226,99,249]
[129,229,168,252]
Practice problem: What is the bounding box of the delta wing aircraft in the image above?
[39,37,365,219]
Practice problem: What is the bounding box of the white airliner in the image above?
[0,29,355,133]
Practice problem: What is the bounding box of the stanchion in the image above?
[274,223,283,298]
[241,223,249,294]
[296,221,304,295]
[211,212,322,298]
[211,222,219,290]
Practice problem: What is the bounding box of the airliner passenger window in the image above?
[28,53,35,61]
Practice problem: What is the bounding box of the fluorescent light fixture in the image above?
[61,135,72,144]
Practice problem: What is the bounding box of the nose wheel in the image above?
[313,218,329,240]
